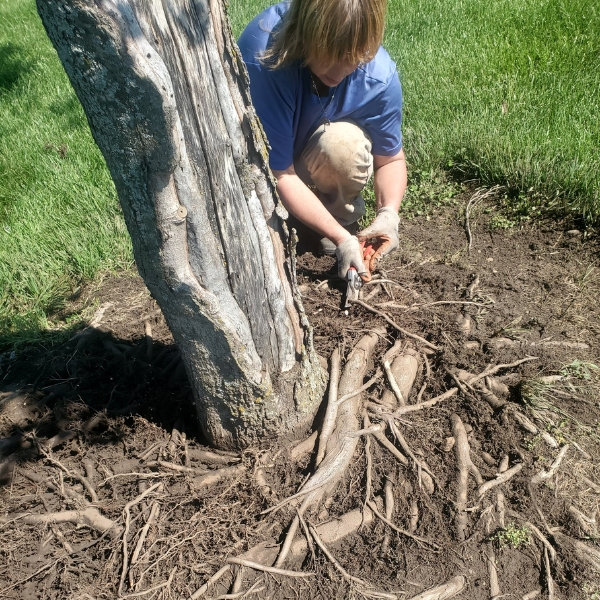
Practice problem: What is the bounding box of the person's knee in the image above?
[302,122,373,194]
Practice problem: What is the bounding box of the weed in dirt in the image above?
[487,213,518,232]
[492,523,531,549]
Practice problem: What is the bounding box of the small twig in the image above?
[366,500,440,550]
[352,299,439,350]
[226,558,313,578]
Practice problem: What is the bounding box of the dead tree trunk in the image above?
[36,0,325,449]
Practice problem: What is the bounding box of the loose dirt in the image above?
[1,200,599,599]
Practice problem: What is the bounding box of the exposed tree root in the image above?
[451,414,483,540]
[477,463,523,499]
[1,507,122,537]
[119,482,163,595]
[263,330,384,518]
[381,477,395,553]
[352,300,439,350]
[553,532,600,573]
[366,500,440,550]
[486,541,500,599]
[316,346,341,466]
[227,557,313,578]
[368,388,459,418]
[190,565,231,599]
[407,575,466,599]
[530,445,569,486]
[290,430,318,461]
[543,547,555,600]
[308,522,397,599]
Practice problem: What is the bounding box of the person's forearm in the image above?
[274,170,351,245]
[373,151,407,213]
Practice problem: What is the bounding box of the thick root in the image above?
[2,508,122,538]
[408,575,466,599]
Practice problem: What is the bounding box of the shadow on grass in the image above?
[0,42,34,95]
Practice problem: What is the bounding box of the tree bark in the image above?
[36,0,325,448]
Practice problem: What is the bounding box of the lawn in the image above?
[0,0,598,345]
[0,0,133,345]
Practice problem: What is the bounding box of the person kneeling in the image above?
[238,0,407,281]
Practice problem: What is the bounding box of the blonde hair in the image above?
[261,0,387,69]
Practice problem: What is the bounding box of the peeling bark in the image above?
[36,0,325,448]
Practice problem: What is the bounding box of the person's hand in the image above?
[357,207,400,256]
[335,236,370,281]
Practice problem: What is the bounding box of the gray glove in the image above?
[335,236,368,280]
[358,207,400,256]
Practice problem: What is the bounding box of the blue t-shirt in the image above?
[238,2,403,171]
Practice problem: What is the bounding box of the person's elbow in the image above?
[373,148,405,171]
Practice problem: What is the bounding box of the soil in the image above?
[1,200,599,600]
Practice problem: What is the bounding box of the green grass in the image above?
[386,0,600,219]
[1,0,598,346]
[0,0,132,347]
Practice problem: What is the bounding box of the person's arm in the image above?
[272,166,351,245]
[358,149,406,256]
[373,149,407,212]
[273,166,368,279]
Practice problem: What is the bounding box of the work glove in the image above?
[335,236,370,282]
[357,207,400,262]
